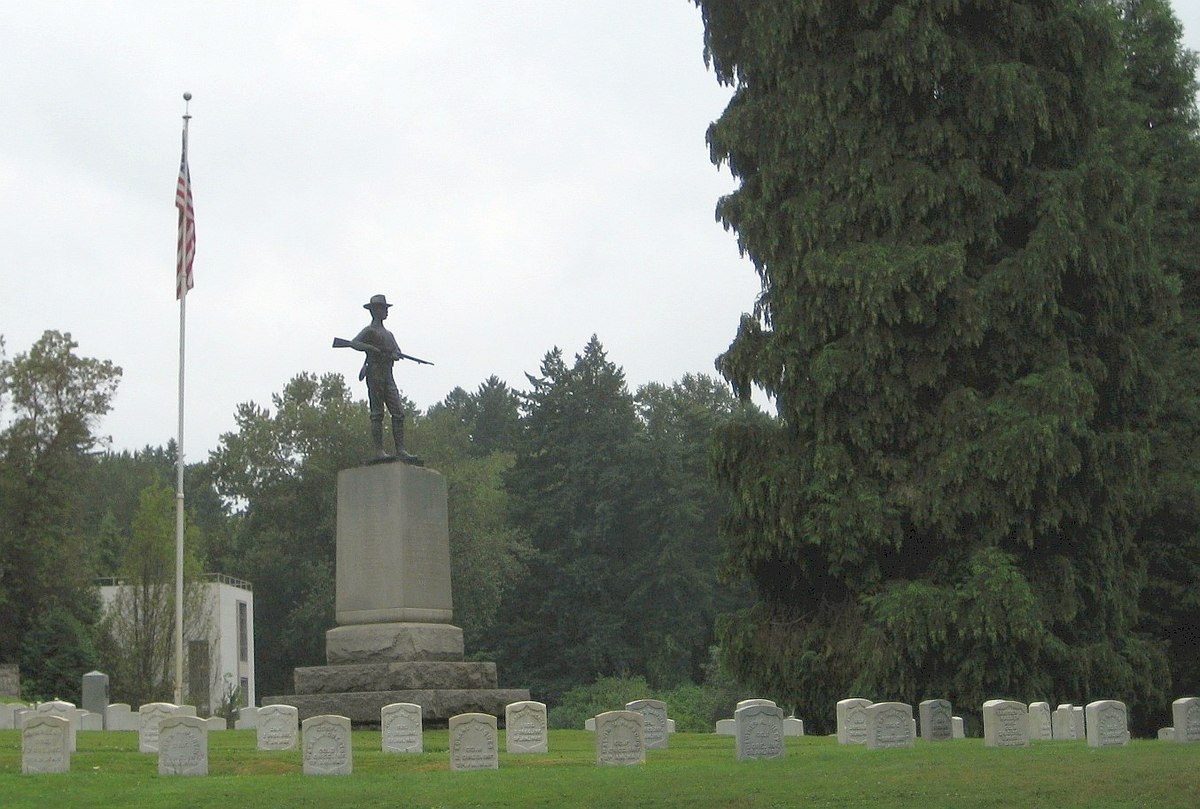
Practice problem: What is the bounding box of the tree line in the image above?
[0,331,759,712]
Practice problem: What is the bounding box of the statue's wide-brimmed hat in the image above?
[364,294,393,309]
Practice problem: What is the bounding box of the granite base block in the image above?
[325,622,464,664]
[294,661,497,694]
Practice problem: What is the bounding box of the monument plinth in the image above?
[264,463,528,724]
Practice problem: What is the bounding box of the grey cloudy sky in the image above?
[3,2,1200,459]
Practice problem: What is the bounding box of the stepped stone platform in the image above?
[262,463,528,725]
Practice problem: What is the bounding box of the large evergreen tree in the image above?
[494,337,645,701]
[696,0,1175,730]
[1116,0,1200,704]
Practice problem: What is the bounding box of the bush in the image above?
[548,674,745,732]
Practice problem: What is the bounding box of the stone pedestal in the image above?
[263,463,528,724]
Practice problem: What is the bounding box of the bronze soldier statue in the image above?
[333,294,432,464]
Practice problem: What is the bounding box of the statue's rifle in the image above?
[331,337,435,366]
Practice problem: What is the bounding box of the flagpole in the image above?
[173,92,192,706]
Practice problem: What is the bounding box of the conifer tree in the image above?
[695,0,1175,729]
[1116,0,1200,703]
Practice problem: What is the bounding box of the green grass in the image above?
[0,729,1197,808]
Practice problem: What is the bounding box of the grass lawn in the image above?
[0,729,1197,808]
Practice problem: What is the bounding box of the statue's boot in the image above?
[371,417,390,459]
[392,415,423,465]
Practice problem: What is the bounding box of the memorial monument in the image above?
[262,296,529,724]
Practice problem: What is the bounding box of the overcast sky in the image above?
[3,2,1200,460]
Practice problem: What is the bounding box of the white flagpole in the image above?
[173,92,192,706]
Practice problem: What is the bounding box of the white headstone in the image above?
[234,706,259,730]
[203,717,225,732]
[1052,704,1075,740]
[736,699,777,712]
[1,702,28,730]
[449,712,499,771]
[783,717,804,736]
[1159,727,1176,741]
[257,704,299,751]
[36,701,79,752]
[158,715,208,776]
[952,716,965,739]
[22,714,70,774]
[381,702,423,753]
[715,718,736,736]
[866,702,914,749]
[1027,702,1052,741]
[138,703,179,753]
[302,715,352,775]
[1072,706,1085,740]
[919,699,953,741]
[105,703,135,732]
[505,701,548,754]
[584,717,596,731]
[1085,700,1129,748]
[595,710,645,766]
[836,698,872,745]
[735,704,786,760]
[983,700,1029,748]
[80,711,103,731]
[625,699,669,749]
[1172,697,1200,743]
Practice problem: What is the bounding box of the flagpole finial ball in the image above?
[183,92,192,101]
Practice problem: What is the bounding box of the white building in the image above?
[98,573,255,714]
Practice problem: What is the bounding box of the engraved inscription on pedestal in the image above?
[596,710,645,766]
[139,703,178,753]
[625,699,668,750]
[158,716,208,776]
[303,715,352,775]
[505,701,547,754]
[866,702,914,749]
[449,712,498,771]
[735,704,785,760]
[919,699,953,742]
[382,702,423,753]
[257,704,298,751]
[1086,700,1129,748]
[22,715,70,774]
[837,698,872,745]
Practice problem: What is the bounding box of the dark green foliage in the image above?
[19,601,101,703]
[1116,0,1200,706]
[0,331,119,676]
[696,0,1175,733]
[495,338,757,702]
[415,389,531,654]
[495,338,646,701]
[209,372,372,696]
[548,674,742,732]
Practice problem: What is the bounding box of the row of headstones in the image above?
[17,700,554,775]
[833,697,1200,748]
[714,699,805,739]
[0,700,240,735]
[583,699,676,749]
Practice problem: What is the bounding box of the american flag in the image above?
[175,128,195,298]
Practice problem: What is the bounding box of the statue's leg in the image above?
[391,414,405,455]
[371,416,387,458]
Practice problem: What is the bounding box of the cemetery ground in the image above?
[0,729,1197,808]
